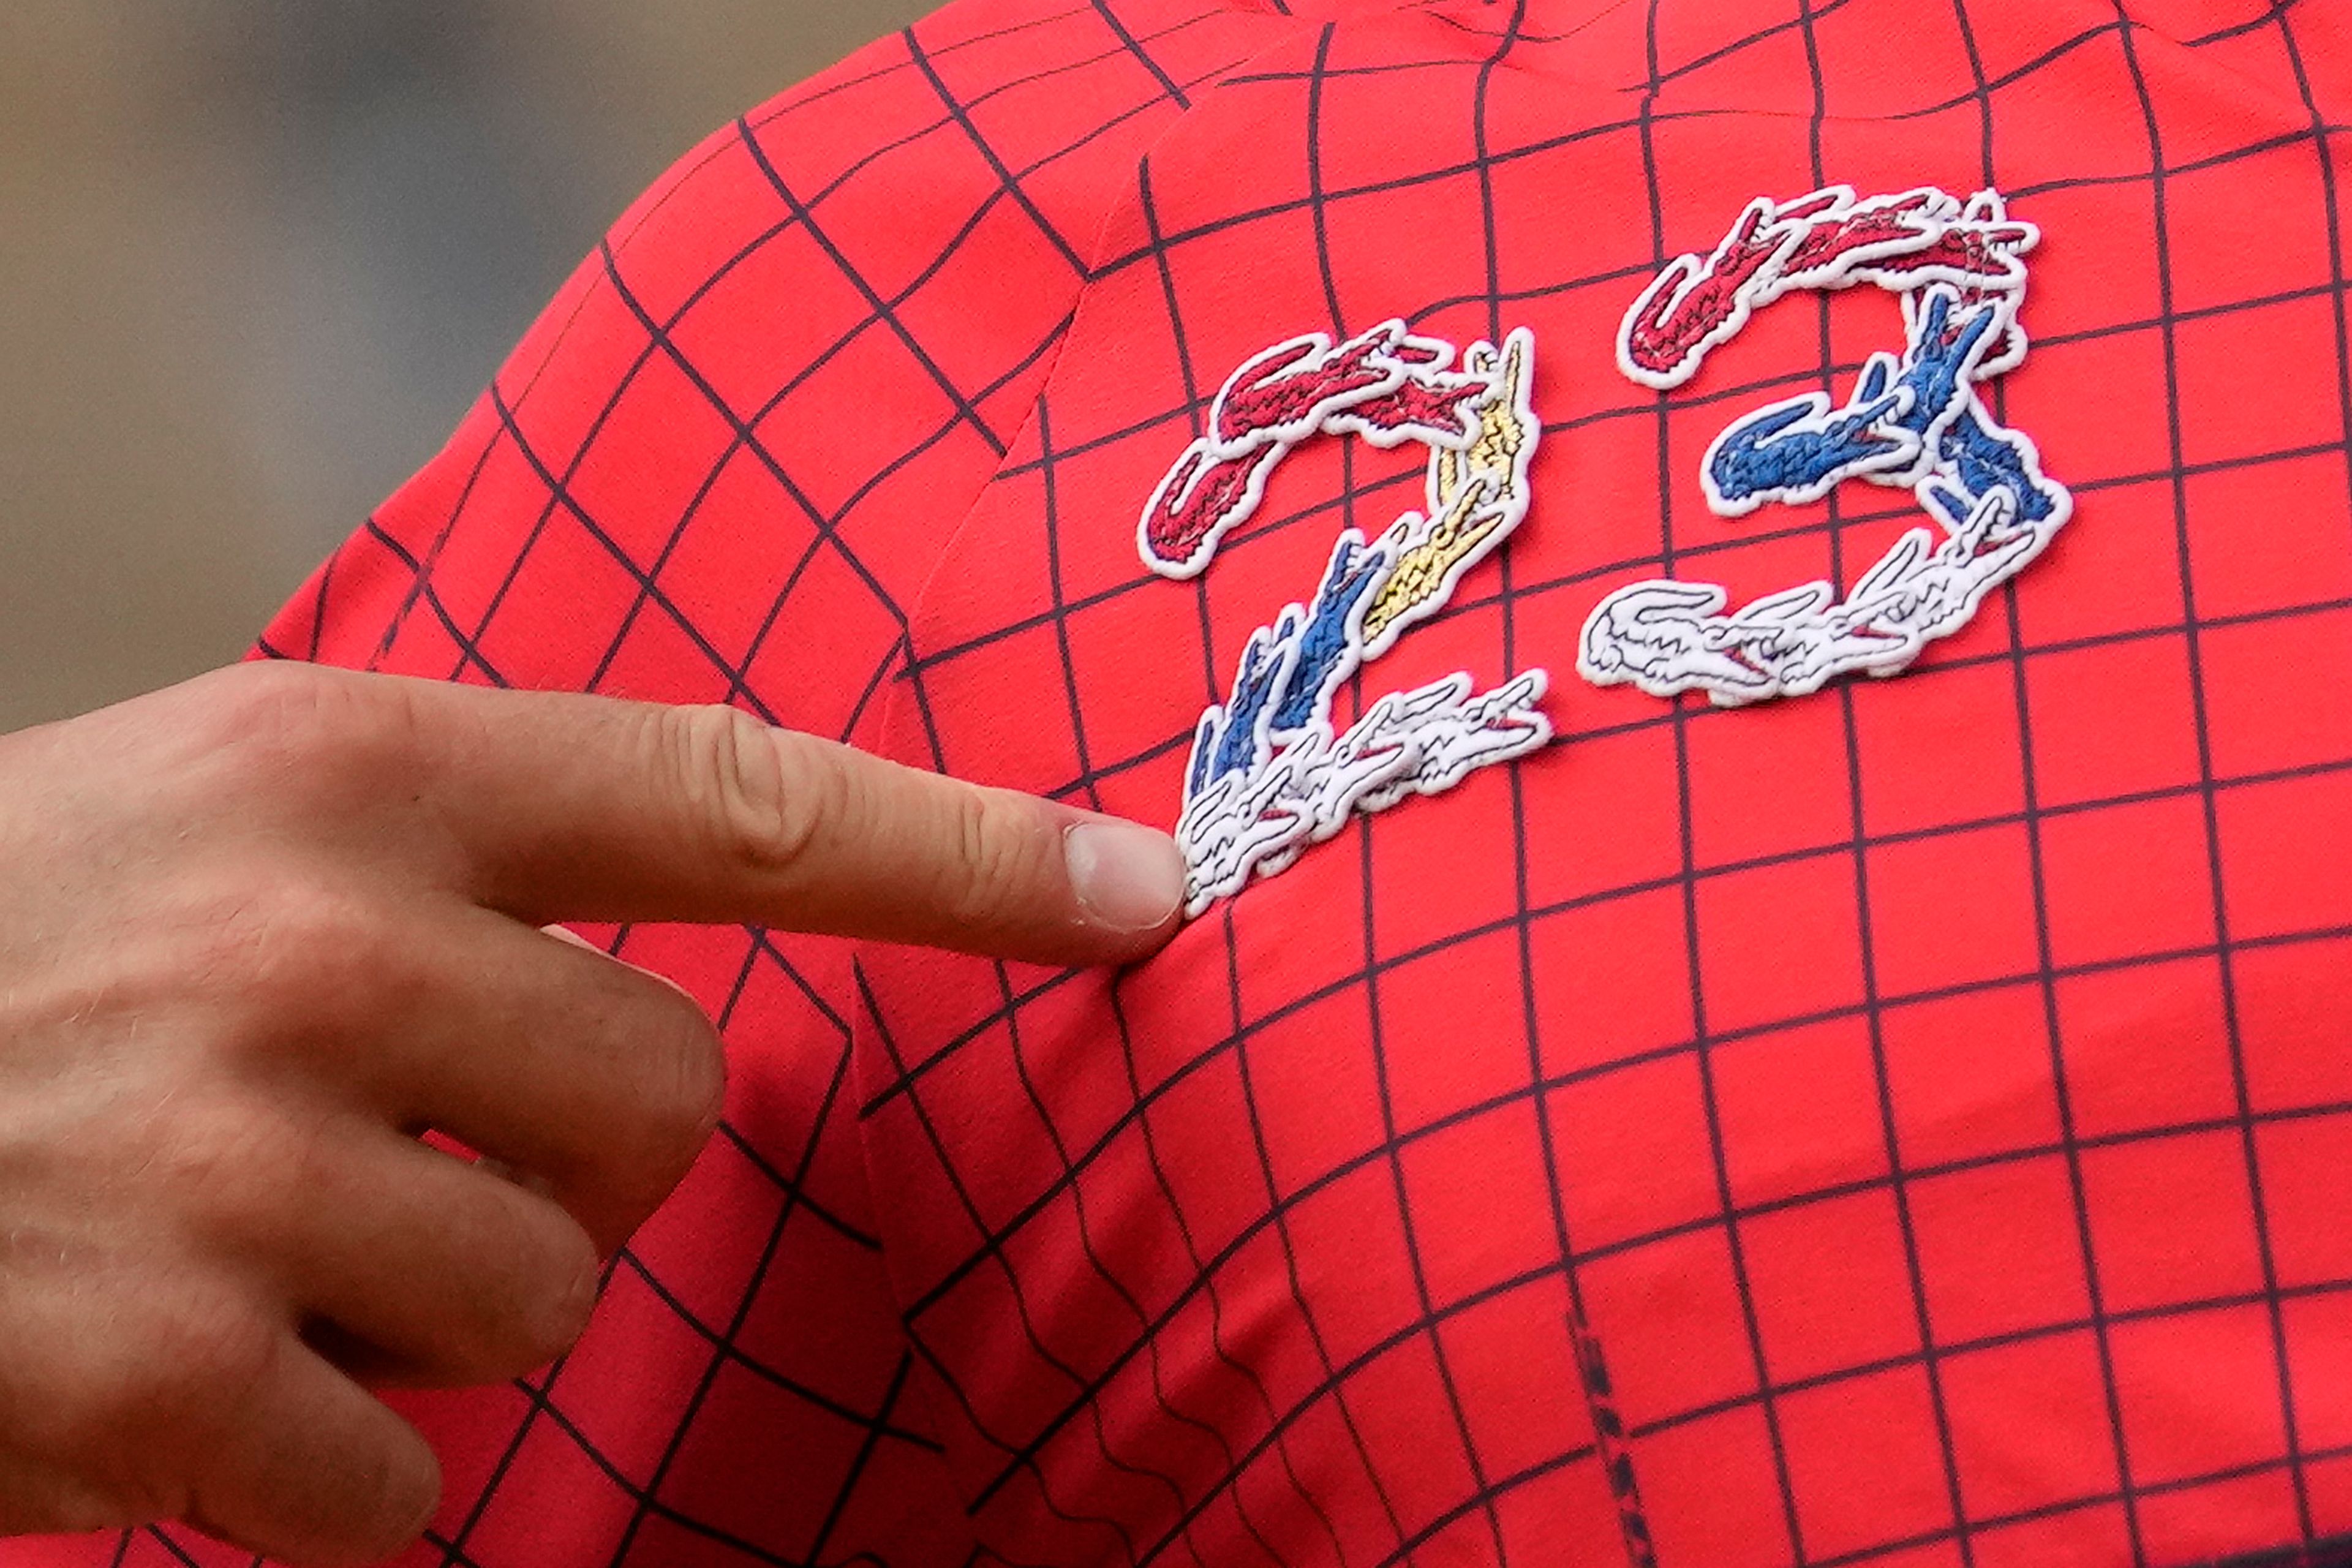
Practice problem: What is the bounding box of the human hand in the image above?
[0,663,1183,1562]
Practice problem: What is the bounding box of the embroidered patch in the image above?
[1585,186,2070,706]
[1142,323,1551,914]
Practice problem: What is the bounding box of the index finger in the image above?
[325,668,1186,966]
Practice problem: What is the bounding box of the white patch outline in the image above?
[1137,443,1286,583]
[1358,328,1542,660]
[1591,183,2070,706]
[1616,195,1798,394]
[1159,325,1551,913]
[1577,484,2064,706]
[1695,284,2021,518]
[1138,318,1488,580]
[1696,387,1925,519]
[1615,184,2040,392]
[1179,669,1552,916]
[1584,235,2076,709]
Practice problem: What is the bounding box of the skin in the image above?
[0,661,1186,1564]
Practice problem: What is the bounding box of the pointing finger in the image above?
[439,689,1185,963]
[222,666,1188,967]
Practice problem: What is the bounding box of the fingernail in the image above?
[1065,820,1185,932]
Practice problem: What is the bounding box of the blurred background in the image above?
[0,0,930,731]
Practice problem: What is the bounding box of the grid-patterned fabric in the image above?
[17,2,2352,1566]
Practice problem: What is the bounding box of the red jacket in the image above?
[31,2,2352,1566]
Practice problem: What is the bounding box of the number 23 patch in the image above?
[1143,184,2071,914]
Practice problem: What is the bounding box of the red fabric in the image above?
[16,2,2352,1566]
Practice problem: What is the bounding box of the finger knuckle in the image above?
[554,966,723,1221]
[508,1209,602,1369]
[187,662,321,748]
[666,704,833,875]
[147,1101,310,1238]
[627,989,728,1186]
[936,786,1047,925]
[340,1432,442,1561]
[187,663,410,796]
[191,876,402,1039]
[442,1191,601,1376]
